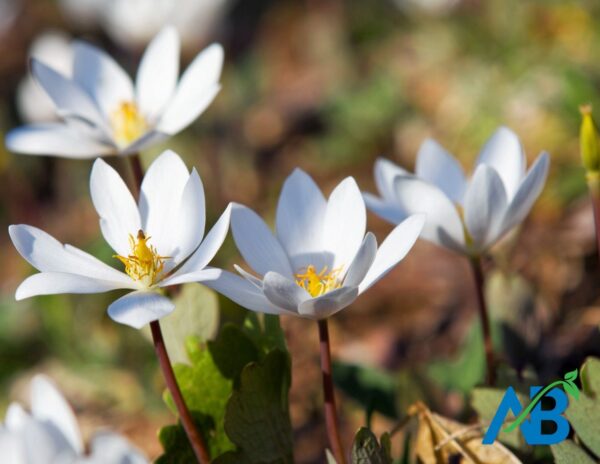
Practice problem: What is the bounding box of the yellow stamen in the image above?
[114,230,169,286]
[295,265,343,298]
[110,101,147,146]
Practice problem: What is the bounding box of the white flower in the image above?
[6,26,223,159]
[9,150,231,329]
[363,127,550,256]
[199,169,425,320]
[0,374,147,464]
[16,31,73,123]
[101,0,230,50]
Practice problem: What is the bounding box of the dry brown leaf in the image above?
[409,402,522,464]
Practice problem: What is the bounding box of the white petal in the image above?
[72,40,134,118]
[21,419,74,463]
[231,203,293,278]
[107,291,174,329]
[297,286,358,319]
[5,404,28,430]
[157,44,223,134]
[162,204,231,285]
[0,430,24,464]
[359,214,425,293]
[136,26,180,122]
[343,233,377,288]
[139,150,190,257]
[475,127,525,201]
[322,177,366,271]
[464,165,508,250]
[263,271,310,312]
[9,224,133,284]
[15,272,133,300]
[166,168,206,264]
[30,59,108,133]
[90,158,141,256]
[30,375,83,454]
[499,152,550,237]
[88,432,147,464]
[392,175,465,252]
[199,268,292,315]
[374,158,408,203]
[362,192,406,225]
[415,138,466,204]
[6,124,114,158]
[275,169,327,271]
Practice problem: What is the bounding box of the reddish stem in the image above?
[470,256,496,386]
[318,319,346,464]
[150,320,211,463]
[127,154,211,463]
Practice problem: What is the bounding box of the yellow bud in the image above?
[580,104,600,174]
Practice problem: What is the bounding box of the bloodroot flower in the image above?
[203,169,425,319]
[363,127,550,256]
[0,375,147,463]
[6,26,223,158]
[9,150,231,329]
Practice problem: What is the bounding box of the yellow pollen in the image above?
[114,230,169,286]
[295,265,343,298]
[110,101,147,146]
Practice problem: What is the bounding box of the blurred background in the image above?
[1,0,600,461]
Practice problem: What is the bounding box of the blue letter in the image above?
[521,386,570,445]
[482,387,523,444]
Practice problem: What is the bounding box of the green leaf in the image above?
[551,440,596,464]
[351,427,392,464]
[213,451,251,464]
[332,361,397,420]
[242,313,288,355]
[565,357,600,457]
[162,336,235,457]
[563,381,580,401]
[223,349,294,463]
[427,320,485,393]
[156,412,214,464]
[263,314,287,353]
[208,324,260,380]
[564,368,578,383]
[143,283,219,364]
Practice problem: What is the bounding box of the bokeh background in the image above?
[1,0,600,462]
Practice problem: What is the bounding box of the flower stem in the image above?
[127,154,211,463]
[317,319,346,464]
[469,256,496,386]
[150,320,211,463]
[128,155,145,193]
[587,175,600,263]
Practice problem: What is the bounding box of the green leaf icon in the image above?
[563,381,580,401]
[565,369,578,383]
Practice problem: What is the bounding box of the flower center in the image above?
[295,265,343,298]
[114,230,169,286]
[110,101,147,146]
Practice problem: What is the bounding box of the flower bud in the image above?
[580,104,600,174]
